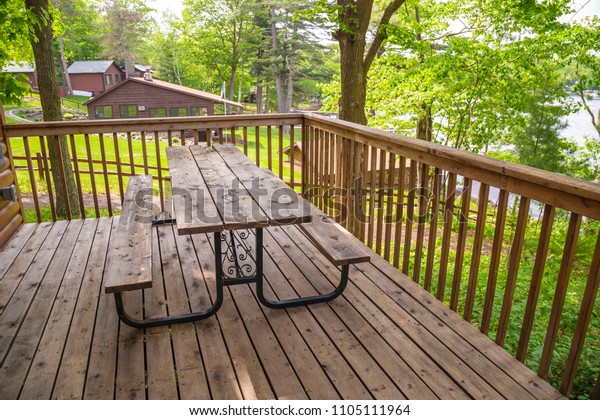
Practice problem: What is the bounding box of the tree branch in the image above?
[364,0,406,72]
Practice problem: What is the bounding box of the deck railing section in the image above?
[4,114,303,222]
[302,114,600,399]
[3,111,600,398]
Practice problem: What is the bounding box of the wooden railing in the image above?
[4,114,303,221]
[3,112,599,399]
[301,114,600,400]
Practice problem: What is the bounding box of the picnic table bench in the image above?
[104,145,369,328]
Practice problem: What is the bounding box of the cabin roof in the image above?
[85,77,244,109]
[68,60,120,74]
[1,61,35,73]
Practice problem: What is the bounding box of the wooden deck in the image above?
[0,218,564,400]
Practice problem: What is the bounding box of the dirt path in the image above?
[5,108,34,123]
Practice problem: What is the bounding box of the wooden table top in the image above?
[166,144,311,235]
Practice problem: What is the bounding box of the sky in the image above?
[148,0,183,21]
[146,0,599,21]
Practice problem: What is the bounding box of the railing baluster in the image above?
[516,203,555,362]
[127,132,135,175]
[403,159,418,276]
[84,134,99,218]
[322,130,330,216]
[424,167,441,292]
[38,136,56,222]
[278,125,283,181]
[352,139,362,238]
[538,212,581,379]
[383,151,396,261]
[437,172,457,301]
[55,134,72,220]
[450,177,472,310]
[98,133,113,216]
[375,149,386,254]
[113,133,124,204]
[481,188,509,334]
[464,183,490,321]
[69,134,85,218]
[414,163,430,283]
[393,156,406,269]
[359,142,369,242]
[141,131,149,175]
[154,131,164,212]
[496,196,531,346]
[289,126,295,189]
[267,125,272,171]
[255,126,260,167]
[367,145,377,248]
[315,128,323,211]
[560,228,600,397]
[22,136,41,222]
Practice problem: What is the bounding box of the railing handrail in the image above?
[304,113,600,220]
[4,113,304,137]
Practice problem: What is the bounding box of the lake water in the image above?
[562,97,600,145]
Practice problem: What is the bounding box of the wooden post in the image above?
[36,152,44,179]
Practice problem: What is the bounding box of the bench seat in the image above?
[299,205,370,267]
[104,175,153,294]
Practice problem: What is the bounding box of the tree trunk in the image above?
[270,7,284,113]
[57,35,72,94]
[51,0,72,94]
[338,41,367,124]
[26,0,80,219]
[334,0,405,125]
[334,0,369,125]
[256,82,263,114]
[284,24,297,114]
[416,103,432,141]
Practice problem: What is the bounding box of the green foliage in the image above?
[53,0,103,62]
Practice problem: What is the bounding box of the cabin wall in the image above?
[0,101,24,249]
[70,63,125,96]
[70,73,105,95]
[86,81,216,120]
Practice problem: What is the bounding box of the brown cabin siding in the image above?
[87,81,216,120]
[70,63,124,95]
[0,107,24,249]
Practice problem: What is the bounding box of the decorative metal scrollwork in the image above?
[220,229,256,280]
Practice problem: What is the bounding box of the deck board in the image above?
[0,218,565,400]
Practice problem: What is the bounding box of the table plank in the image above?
[214,144,311,226]
[189,145,269,231]
[167,146,224,234]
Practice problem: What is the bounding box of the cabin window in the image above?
[105,74,113,86]
[95,105,113,119]
[170,107,188,117]
[120,104,138,118]
[148,108,167,118]
[191,107,208,116]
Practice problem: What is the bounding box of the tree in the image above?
[313,0,406,124]
[52,0,103,91]
[99,0,154,72]
[25,0,79,217]
[183,0,258,109]
[0,0,33,103]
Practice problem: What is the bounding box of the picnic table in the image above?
[104,144,369,328]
